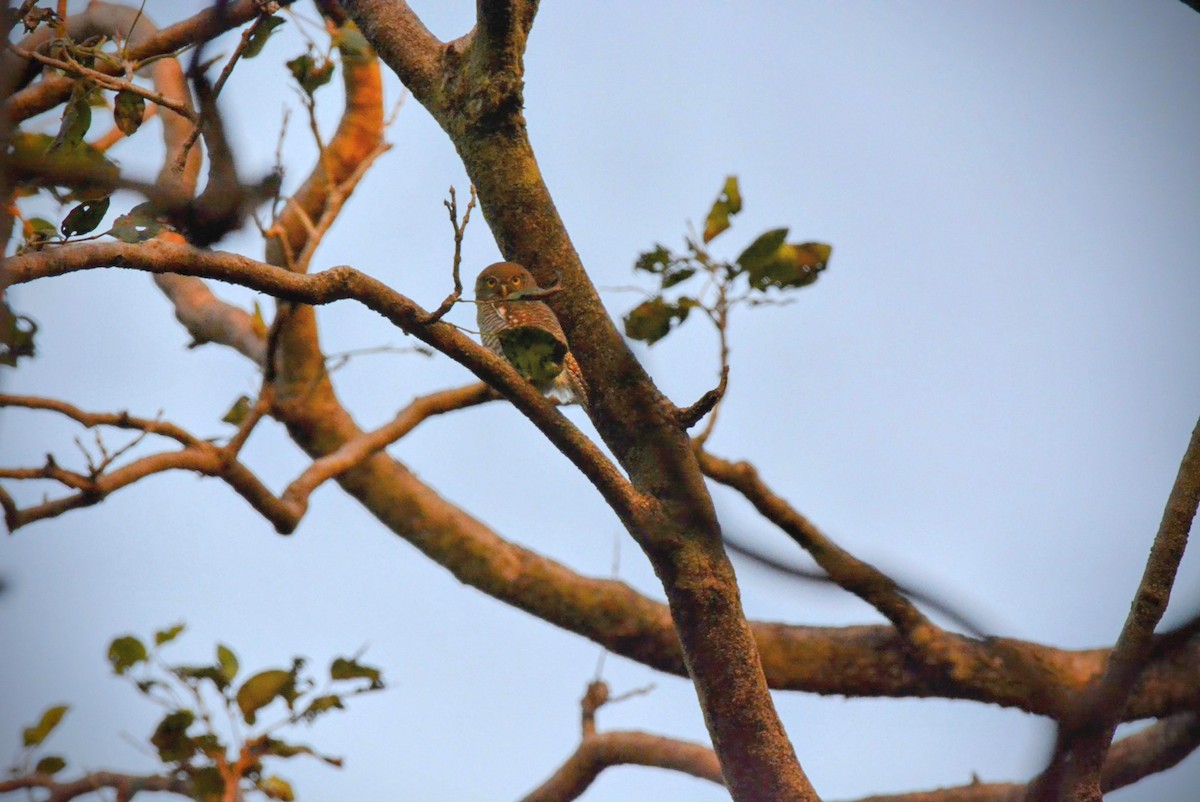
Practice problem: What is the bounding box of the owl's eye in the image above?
[511,275,522,286]
[486,277,497,287]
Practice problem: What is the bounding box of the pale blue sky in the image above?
[2,2,1199,800]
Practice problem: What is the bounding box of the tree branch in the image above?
[3,0,296,123]
[0,240,645,528]
[1029,415,1200,802]
[842,712,1200,802]
[337,1,444,102]
[0,392,296,533]
[518,730,722,802]
[518,679,722,802]
[276,382,495,521]
[345,3,815,794]
[0,771,189,802]
[696,448,984,668]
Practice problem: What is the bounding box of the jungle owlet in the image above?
[475,261,588,407]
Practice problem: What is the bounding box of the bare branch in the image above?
[1029,415,1200,802]
[0,393,293,533]
[277,382,494,519]
[518,730,722,802]
[172,8,279,172]
[697,449,942,639]
[1,240,644,526]
[518,680,722,802]
[720,535,992,638]
[840,712,1200,802]
[0,393,202,446]
[677,365,727,430]
[419,184,477,324]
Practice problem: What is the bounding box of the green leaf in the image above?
[150,710,196,762]
[222,394,252,426]
[28,217,57,237]
[262,738,343,766]
[496,326,568,387]
[259,776,295,801]
[236,669,293,724]
[194,733,225,760]
[660,267,697,289]
[22,705,69,747]
[1,299,38,366]
[35,755,67,775]
[155,623,185,646]
[737,229,831,290]
[286,53,335,97]
[623,297,671,344]
[243,16,285,59]
[191,766,225,802]
[61,196,111,237]
[736,227,789,274]
[217,644,239,683]
[769,241,831,289]
[634,244,674,274]
[172,664,228,690]
[298,694,344,723]
[110,202,166,243]
[49,82,94,153]
[113,90,146,136]
[107,635,147,675]
[703,175,742,243]
[623,296,693,346]
[330,657,383,688]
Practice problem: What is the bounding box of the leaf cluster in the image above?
[7,624,386,802]
[623,176,832,346]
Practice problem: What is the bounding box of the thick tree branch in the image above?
[844,712,1200,802]
[342,4,814,798]
[334,1,443,102]
[475,0,539,77]
[1029,416,1200,802]
[696,448,996,684]
[517,693,1200,802]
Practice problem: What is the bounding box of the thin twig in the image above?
[419,184,478,324]
[6,43,198,120]
[173,8,275,172]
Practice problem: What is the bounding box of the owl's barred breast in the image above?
[474,267,588,407]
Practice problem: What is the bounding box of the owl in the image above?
[475,262,588,407]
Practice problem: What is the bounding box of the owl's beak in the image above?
[498,286,509,300]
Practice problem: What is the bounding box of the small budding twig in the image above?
[419,184,478,324]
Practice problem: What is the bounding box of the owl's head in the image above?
[476,261,537,301]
